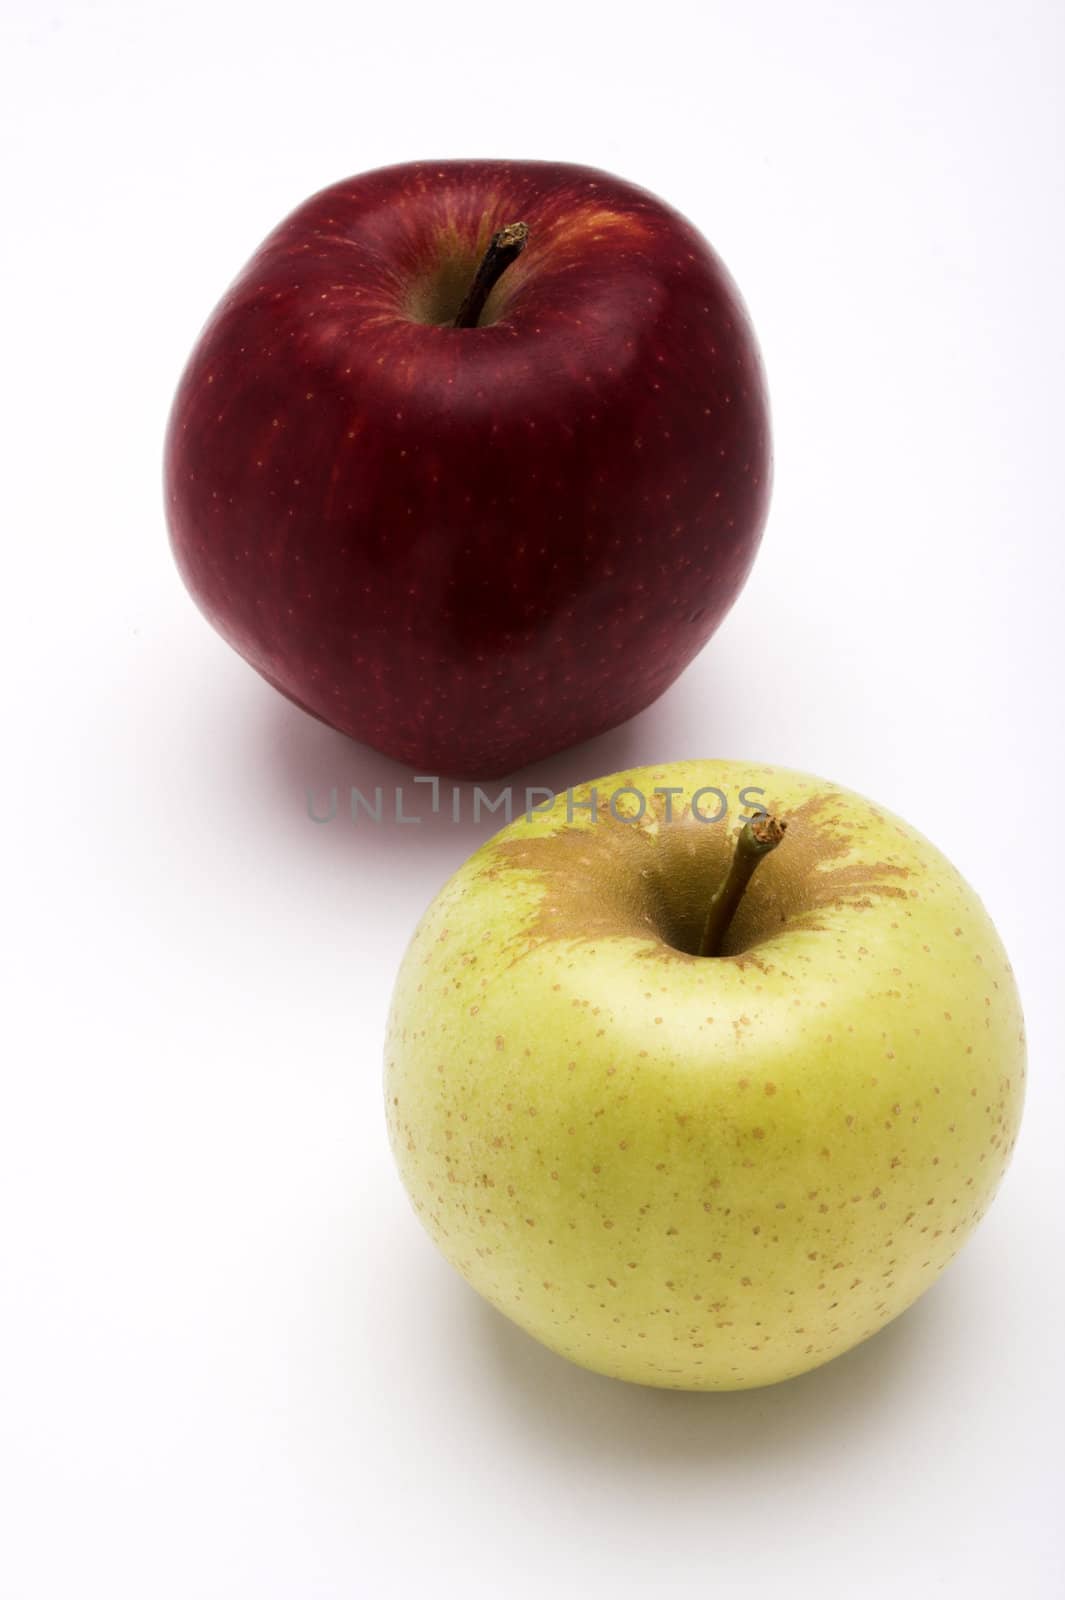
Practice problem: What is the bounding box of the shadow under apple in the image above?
[461,1263,971,1469]
[176,609,762,882]
[256,670,698,870]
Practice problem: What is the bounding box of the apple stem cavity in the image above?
[453,222,530,329]
[697,814,787,958]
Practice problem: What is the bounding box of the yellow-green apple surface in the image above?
[385,761,1025,1389]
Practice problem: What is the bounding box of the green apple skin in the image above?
[385,761,1025,1390]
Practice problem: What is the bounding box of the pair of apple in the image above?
[166,160,1024,1389]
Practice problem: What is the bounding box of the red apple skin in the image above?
[165,160,770,778]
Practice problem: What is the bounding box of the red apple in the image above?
[165,160,770,777]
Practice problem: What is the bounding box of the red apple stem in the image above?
[697,814,787,958]
[453,221,529,329]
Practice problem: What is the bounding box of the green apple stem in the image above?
[697,814,787,958]
[453,222,529,329]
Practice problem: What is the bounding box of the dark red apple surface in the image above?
[165,160,770,777]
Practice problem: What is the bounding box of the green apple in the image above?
[385,761,1025,1389]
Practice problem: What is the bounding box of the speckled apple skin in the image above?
[385,761,1025,1389]
[165,161,769,778]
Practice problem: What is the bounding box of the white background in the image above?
[2,1,1063,1594]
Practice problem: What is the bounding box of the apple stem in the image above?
[453,222,530,329]
[697,814,787,958]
